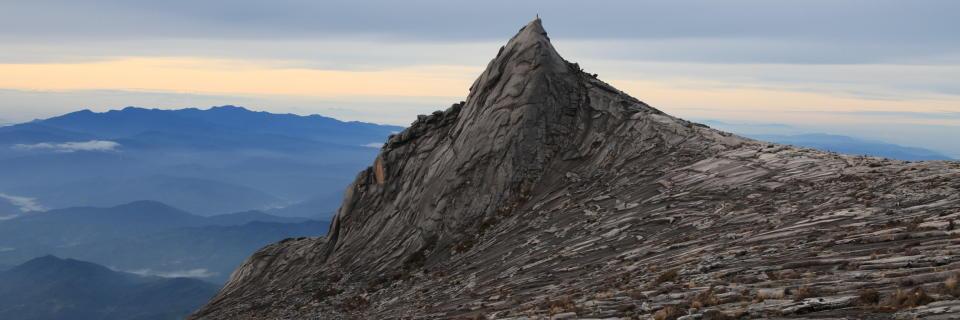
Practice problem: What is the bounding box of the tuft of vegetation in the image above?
[406,249,428,267]
[627,289,647,300]
[653,305,683,320]
[755,288,785,300]
[312,287,343,301]
[544,295,576,315]
[944,273,960,297]
[883,288,933,310]
[338,295,370,312]
[477,216,500,234]
[453,238,476,254]
[905,216,928,232]
[654,269,679,285]
[792,285,819,301]
[858,288,880,305]
[690,287,720,309]
[701,309,735,320]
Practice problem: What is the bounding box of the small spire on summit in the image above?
[504,16,552,50]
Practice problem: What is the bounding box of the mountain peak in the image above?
[9,255,106,276]
[207,105,250,112]
[114,200,185,213]
[193,20,960,320]
[468,18,568,96]
[196,19,720,317]
[317,18,618,273]
[22,254,62,265]
[0,256,219,320]
[513,17,549,44]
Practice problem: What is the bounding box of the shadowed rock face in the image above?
[192,19,960,319]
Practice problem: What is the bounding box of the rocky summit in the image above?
[192,19,960,320]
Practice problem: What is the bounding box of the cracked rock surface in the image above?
[192,19,960,319]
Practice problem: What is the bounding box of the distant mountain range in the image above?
[0,106,402,217]
[2,106,947,218]
[699,120,954,160]
[0,106,389,316]
[0,255,218,320]
[0,200,328,283]
[747,133,954,161]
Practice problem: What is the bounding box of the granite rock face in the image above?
[192,19,960,319]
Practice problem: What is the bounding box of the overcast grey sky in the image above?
[0,0,958,156]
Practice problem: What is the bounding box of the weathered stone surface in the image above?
[192,19,960,319]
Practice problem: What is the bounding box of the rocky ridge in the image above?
[192,19,960,319]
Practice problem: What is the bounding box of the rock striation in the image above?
[192,19,960,319]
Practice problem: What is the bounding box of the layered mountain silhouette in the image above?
[193,19,960,319]
[0,255,219,320]
[749,133,954,161]
[0,201,328,284]
[698,120,955,161]
[0,106,401,216]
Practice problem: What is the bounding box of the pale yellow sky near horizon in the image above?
[2,56,958,127]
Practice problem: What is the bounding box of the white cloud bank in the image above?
[12,140,120,153]
[126,268,218,279]
[0,193,46,212]
[362,142,383,148]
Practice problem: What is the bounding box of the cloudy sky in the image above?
[1,0,958,156]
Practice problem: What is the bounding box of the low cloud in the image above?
[0,193,45,212]
[362,142,383,148]
[126,268,218,279]
[13,140,121,153]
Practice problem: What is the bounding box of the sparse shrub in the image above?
[945,273,960,297]
[764,271,780,280]
[478,217,499,234]
[701,309,733,320]
[338,295,369,312]
[627,289,647,300]
[545,295,576,315]
[779,269,801,279]
[594,290,614,299]
[453,238,475,253]
[733,274,763,284]
[312,286,342,301]
[653,305,683,320]
[616,303,636,313]
[905,216,926,232]
[755,288,786,300]
[884,288,933,309]
[792,285,819,301]
[654,269,679,285]
[899,276,916,287]
[458,313,486,320]
[858,288,880,305]
[365,276,388,292]
[690,287,719,309]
